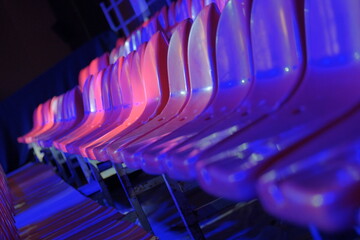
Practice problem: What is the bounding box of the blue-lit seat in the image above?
[194,0,360,201]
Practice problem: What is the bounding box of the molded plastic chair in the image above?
[157,0,304,180]
[34,93,66,145]
[60,67,112,153]
[65,58,135,155]
[78,33,169,161]
[65,64,116,154]
[18,104,44,143]
[54,73,103,152]
[38,88,84,148]
[195,0,360,201]
[24,97,57,144]
[258,105,360,232]
[106,19,193,169]
[120,4,222,172]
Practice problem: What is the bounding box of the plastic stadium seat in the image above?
[24,97,57,144]
[105,19,193,169]
[78,53,110,91]
[127,0,255,175]
[34,92,66,145]
[37,88,84,148]
[78,33,169,161]
[119,4,222,172]
[154,0,304,180]
[60,67,112,153]
[258,106,360,232]
[65,65,115,154]
[54,72,105,152]
[194,0,360,201]
[18,104,43,143]
[65,57,137,156]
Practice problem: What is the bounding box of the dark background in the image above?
[0,0,110,101]
[0,0,170,173]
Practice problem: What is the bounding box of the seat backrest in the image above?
[109,56,127,114]
[141,31,169,120]
[298,0,360,112]
[54,93,65,123]
[212,0,253,113]
[186,4,219,116]
[88,69,106,114]
[101,65,115,113]
[79,53,110,91]
[165,19,193,116]
[82,75,94,115]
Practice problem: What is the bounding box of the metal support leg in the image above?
[162,174,205,240]
[82,158,114,207]
[113,163,153,234]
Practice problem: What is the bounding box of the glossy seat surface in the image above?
[79,33,170,161]
[258,105,360,232]
[34,93,66,145]
[66,58,134,155]
[24,97,57,144]
[38,88,84,148]
[158,0,304,180]
[195,0,360,201]
[18,104,44,143]
[79,53,109,91]
[121,5,222,172]
[106,19,193,169]
[65,65,116,154]
[53,74,102,152]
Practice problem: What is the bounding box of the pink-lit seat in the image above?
[54,69,108,152]
[105,19,193,169]
[65,65,114,154]
[195,0,360,201]
[65,57,137,155]
[37,88,84,148]
[78,33,169,161]
[34,92,66,146]
[78,53,109,91]
[24,97,57,144]
[119,4,222,172]
[18,104,44,144]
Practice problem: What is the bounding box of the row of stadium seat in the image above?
[18,0,360,233]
